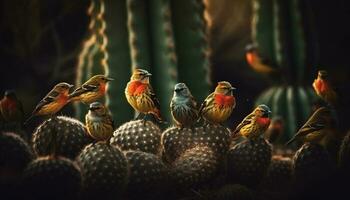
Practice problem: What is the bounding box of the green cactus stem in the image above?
[170,0,211,101]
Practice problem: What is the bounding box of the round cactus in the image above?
[124,150,169,199]
[32,116,93,159]
[227,137,272,188]
[22,156,81,200]
[110,120,162,155]
[162,124,231,163]
[214,184,255,200]
[0,132,34,197]
[339,130,350,169]
[170,145,219,189]
[259,155,292,198]
[0,132,34,172]
[293,143,336,185]
[77,142,129,199]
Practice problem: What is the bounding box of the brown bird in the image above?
[286,106,338,146]
[69,74,113,104]
[25,82,73,124]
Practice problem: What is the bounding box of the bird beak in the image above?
[68,84,74,88]
[146,72,152,77]
[106,77,114,81]
[230,87,236,91]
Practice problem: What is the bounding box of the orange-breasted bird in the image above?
[69,75,113,104]
[0,90,24,124]
[125,68,163,121]
[312,70,337,106]
[25,82,73,124]
[85,102,114,141]
[170,83,198,128]
[286,106,338,146]
[199,81,236,124]
[233,104,272,139]
[245,44,278,75]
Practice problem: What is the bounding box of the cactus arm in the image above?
[126,0,152,71]
[170,0,211,101]
[288,0,306,83]
[252,0,276,64]
[148,0,178,121]
[286,86,297,139]
[104,0,134,126]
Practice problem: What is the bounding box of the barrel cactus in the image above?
[110,120,162,155]
[162,124,231,163]
[75,0,211,123]
[252,0,318,142]
[77,142,129,199]
[22,156,81,200]
[32,116,93,159]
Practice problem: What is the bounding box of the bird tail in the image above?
[285,137,296,146]
[152,109,167,124]
[23,115,35,126]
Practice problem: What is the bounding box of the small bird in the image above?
[170,83,198,128]
[245,44,278,75]
[233,104,272,139]
[312,70,337,105]
[25,82,73,124]
[125,68,163,121]
[69,74,113,104]
[85,102,114,141]
[199,81,236,124]
[286,106,338,146]
[0,90,24,124]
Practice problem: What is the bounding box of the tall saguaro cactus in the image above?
[75,0,211,124]
[252,0,317,142]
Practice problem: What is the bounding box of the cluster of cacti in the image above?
[252,0,318,142]
[75,0,211,124]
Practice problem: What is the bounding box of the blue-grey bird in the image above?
[170,83,198,128]
[85,102,114,141]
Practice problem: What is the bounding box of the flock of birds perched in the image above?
[0,67,338,147]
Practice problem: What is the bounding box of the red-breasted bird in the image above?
[199,81,236,124]
[69,74,113,104]
[170,83,198,128]
[25,82,73,124]
[286,106,338,146]
[85,102,114,141]
[312,70,337,105]
[125,68,162,121]
[0,90,24,124]
[233,104,272,139]
[245,44,278,75]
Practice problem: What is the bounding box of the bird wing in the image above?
[294,107,330,138]
[199,92,215,115]
[32,90,58,115]
[149,85,161,111]
[69,84,98,98]
[233,112,254,134]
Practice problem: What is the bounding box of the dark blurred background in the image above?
[0,0,349,131]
